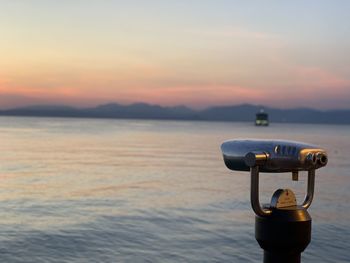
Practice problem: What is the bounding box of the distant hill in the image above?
[200,104,350,124]
[0,103,349,124]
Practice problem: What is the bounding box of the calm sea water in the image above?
[0,117,349,262]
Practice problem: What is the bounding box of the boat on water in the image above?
[255,109,269,126]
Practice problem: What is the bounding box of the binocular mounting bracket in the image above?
[250,166,316,217]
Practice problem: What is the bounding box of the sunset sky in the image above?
[1,1,350,109]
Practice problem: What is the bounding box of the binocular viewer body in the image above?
[221,139,328,263]
[221,139,327,173]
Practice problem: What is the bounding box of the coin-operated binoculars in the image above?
[221,139,328,263]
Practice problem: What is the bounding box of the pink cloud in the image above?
[295,66,350,91]
[100,85,267,109]
[1,64,350,110]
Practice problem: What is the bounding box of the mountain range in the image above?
[0,103,349,124]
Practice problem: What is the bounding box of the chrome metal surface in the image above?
[221,139,328,217]
[221,139,327,173]
[245,151,269,167]
[301,169,316,209]
[250,166,272,217]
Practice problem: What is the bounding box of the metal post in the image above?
[251,167,313,263]
[255,208,312,263]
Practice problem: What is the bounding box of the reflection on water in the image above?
[0,117,349,262]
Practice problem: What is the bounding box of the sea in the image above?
[0,117,349,263]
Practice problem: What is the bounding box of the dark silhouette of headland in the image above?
[0,103,349,125]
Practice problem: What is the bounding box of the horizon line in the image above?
[1,101,350,112]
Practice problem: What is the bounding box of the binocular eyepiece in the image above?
[221,139,327,173]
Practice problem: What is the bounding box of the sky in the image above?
[1,0,350,110]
